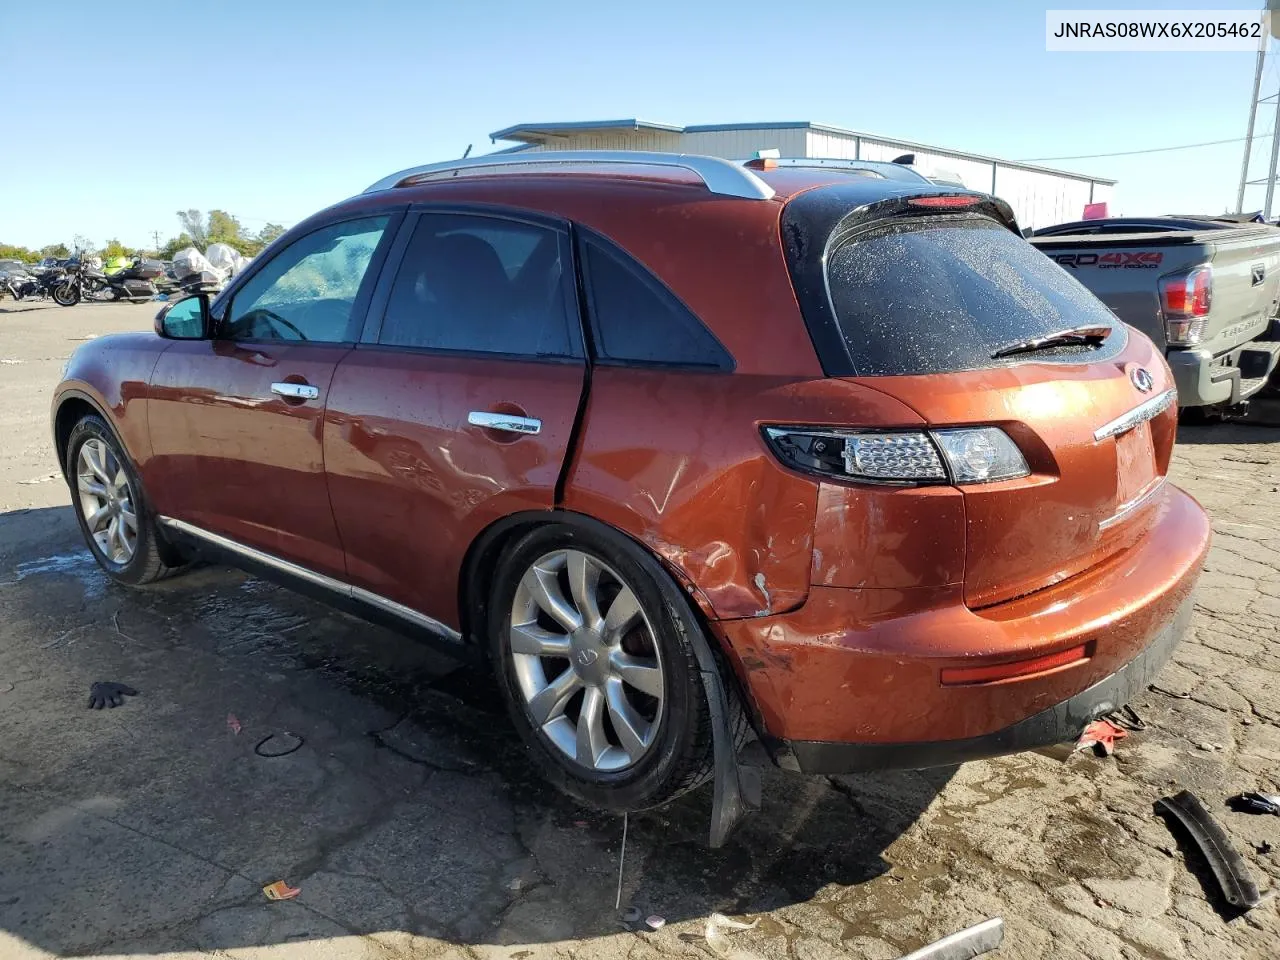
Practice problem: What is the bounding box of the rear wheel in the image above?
[65,414,186,585]
[488,523,714,812]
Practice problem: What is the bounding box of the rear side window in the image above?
[581,238,732,369]
[379,213,577,358]
[826,216,1119,376]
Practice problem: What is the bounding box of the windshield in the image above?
[825,216,1121,376]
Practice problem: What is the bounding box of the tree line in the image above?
[0,209,286,263]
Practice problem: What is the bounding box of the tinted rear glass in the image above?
[826,216,1120,376]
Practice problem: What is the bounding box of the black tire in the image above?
[65,414,186,585]
[487,521,715,812]
[53,281,79,306]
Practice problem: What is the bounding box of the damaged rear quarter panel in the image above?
[561,369,928,620]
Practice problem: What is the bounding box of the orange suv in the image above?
[53,151,1209,824]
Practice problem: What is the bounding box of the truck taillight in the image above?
[1159,265,1211,345]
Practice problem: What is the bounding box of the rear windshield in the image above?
[826,216,1120,376]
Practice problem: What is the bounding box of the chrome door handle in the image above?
[271,382,320,401]
[467,411,541,435]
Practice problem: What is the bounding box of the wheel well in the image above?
[53,397,98,477]
[458,508,767,744]
[457,515,544,647]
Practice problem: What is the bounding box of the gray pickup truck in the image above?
[1029,216,1280,410]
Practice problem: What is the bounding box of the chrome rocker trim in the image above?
[157,516,462,641]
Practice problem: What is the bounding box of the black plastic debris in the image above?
[254,732,304,758]
[87,681,137,709]
[1155,790,1262,909]
[1228,792,1280,816]
[898,917,1005,959]
[1107,704,1147,731]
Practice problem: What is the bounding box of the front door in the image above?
[146,214,397,578]
[323,210,587,628]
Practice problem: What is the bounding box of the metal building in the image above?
[487,120,1115,229]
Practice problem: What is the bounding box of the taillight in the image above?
[762,427,1029,485]
[1159,265,1211,345]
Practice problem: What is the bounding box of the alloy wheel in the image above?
[509,549,665,773]
[76,438,137,565]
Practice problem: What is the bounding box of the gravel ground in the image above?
[0,299,1278,960]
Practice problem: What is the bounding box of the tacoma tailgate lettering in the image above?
[1053,252,1162,269]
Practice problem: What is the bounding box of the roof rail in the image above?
[742,157,931,184]
[363,150,777,200]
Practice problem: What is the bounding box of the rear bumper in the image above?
[1168,338,1280,407]
[782,592,1192,773]
[715,484,1210,767]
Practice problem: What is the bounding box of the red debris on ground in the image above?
[1075,719,1128,757]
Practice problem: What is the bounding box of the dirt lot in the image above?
[1,299,1278,960]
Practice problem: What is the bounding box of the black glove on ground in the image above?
[88,681,138,709]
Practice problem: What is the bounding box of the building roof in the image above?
[489,119,685,141]
[489,119,1116,186]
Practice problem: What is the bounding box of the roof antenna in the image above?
[452,144,473,177]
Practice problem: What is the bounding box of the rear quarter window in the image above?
[580,236,733,370]
[826,216,1121,376]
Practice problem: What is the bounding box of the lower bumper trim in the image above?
[783,592,1194,775]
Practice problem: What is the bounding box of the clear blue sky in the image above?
[0,0,1275,250]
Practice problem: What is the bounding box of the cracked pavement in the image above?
[1,300,1278,959]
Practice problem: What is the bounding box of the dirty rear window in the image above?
[826,216,1120,376]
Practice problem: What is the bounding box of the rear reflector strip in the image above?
[940,643,1090,686]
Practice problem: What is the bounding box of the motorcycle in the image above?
[5,271,44,301]
[53,256,166,306]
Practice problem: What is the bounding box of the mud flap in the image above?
[675,610,761,847]
[699,658,761,848]
[1155,790,1262,909]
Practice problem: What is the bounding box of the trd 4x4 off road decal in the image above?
[1052,252,1164,269]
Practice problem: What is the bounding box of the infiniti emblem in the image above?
[1130,367,1154,393]
[575,649,599,667]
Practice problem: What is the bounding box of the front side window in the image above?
[378,213,577,357]
[223,216,389,342]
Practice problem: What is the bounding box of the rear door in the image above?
[323,209,586,629]
[147,214,398,578]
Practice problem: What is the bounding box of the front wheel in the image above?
[488,523,714,812]
[65,414,186,585]
[53,281,80,306]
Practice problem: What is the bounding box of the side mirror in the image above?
[155,294,210,340]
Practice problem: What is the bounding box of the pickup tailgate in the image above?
[1030,226,1280,350]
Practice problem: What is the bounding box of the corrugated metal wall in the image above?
[989,166,1095,230]
[518,130,686,152]
[503,127,1109,228]
[681,128,810,159]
